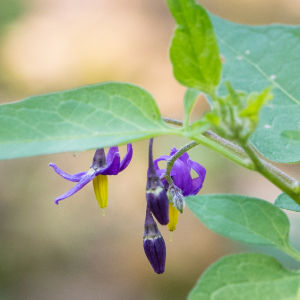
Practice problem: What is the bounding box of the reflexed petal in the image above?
[54,171,96,204]
[97,151,120,175]
[49,163,87,182]
[106,147,119,166]
[170,147,191,171]
[153,155,170,171]
[187,159,206,195]
[170,159,193,196]
[119,144,133,172]
[170,147,178,156]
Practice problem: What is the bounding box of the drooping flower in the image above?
[143,206,166,274]
[49,144,133,210]
[146,138,169,225]
[154,147,206,231]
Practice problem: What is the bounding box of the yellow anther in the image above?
[168,202,179,232]
[93,174,108,209]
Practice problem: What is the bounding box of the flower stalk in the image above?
[162,117,300,202]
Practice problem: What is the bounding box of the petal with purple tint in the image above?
[170,159,193,196]
[153,155,170,171]
[170,147,191,171]
[97,151,120,175]
[119,144,133,172]
[187,159,206,195]
[54,171,96,204]
[170,147,177,156]
[105,146,119,166]
[49,163,87,182]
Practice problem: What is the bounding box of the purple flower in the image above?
[50,144,133,208]
[154,147,206,197]
[143,206,166,274]
[146,138,169,225]
[154,147,206,231]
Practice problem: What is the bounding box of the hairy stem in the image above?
[241,141,300,205]
[164,141,198,185]
[162,117,297,186]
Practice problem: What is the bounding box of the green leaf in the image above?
[166,0,221,95]
[0,82,176,159]
[183,88,200,128]
[240,87,273,123]
[211,15,300,163]
[186,194,290,249]
[275,193,300,212]
[190,120,210,134]
[188,253,300,300]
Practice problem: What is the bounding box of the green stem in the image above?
[163,117,297,187]
[163,117,254,170]
[192,134,255,170]
[242,141,300,205]
[164,141,198,185]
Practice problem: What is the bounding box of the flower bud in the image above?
[146,138,169,225]
[143,207,166,274]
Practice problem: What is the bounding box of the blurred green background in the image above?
[0,0,300,299]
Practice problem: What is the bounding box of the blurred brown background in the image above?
[0,0,300,299]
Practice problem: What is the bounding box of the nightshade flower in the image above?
[49,144,133,210]
[154,147,206,231]
[143,206,166,274]
[146,138,169,225]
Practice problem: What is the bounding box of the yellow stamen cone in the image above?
[93,175,108,209]
[168,202,179,232]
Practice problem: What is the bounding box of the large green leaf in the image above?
[275,193,300,212]
[211,15,300,163]
[0,82,176,159]
[186,194,291,249]
[166,0,221,95]
[188,253,300,300]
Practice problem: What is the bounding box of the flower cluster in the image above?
[143,139,206,273]
[50,139,206,275]
[154,146,206,231]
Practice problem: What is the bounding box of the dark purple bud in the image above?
[91,148,107,170]
[146,138,169,225]
[143,207,166,274]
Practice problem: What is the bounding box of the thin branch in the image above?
[162,117,298,186]
[164,141,198,185]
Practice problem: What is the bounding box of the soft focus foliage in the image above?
[1,0,300,300]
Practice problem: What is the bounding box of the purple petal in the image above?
[54,171,96,204]
[119,144,133,172]
[170,159,193,196]
[97,151,120,175]
[106,147,119,166]
[170,147,191,171]
[49,163,87,182]
[170,147,178,156]
[187,159,206,195]
[153,155,170,172]
[157,169,165,178]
